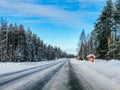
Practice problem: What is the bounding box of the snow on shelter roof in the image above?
[87,54,95,58]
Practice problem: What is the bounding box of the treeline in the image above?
[0,18,73,62]
[78,0,120,60]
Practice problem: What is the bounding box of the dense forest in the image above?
[78,0,120,60]
[0,18,74,62]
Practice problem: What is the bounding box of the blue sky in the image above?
[0,0,106,55]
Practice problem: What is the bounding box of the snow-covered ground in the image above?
[71,59,120,90]
[0,59,65,74]
[0,59,66,90]
[0,58,120,90]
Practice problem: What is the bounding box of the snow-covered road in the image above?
[43,59,120,90]
[0,59,66,90]
[0,58,120,90]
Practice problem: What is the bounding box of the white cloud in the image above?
[0,0,101,30]
[21,20,39,23]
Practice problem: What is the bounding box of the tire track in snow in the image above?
[0,60,65,86]
[42,59,69,90]
[0,61,63,78]
[68,60,84,90]
[28,61,66,90]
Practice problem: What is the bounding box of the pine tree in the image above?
[94,0,113,59]
[0,18,70,62]
[78,30,86,60]
[106,0,120,59]
[0,18,10,61]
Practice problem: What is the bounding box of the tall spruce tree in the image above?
[108,0,120,59]
[94,0,113,59]
[78,30,86,60]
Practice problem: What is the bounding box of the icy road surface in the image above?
[0,58,120,90]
